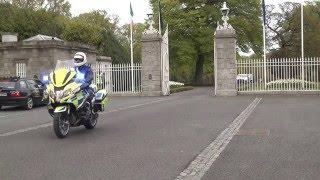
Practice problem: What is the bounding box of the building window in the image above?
[16,63,27,78]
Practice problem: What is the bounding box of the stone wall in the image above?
[0,40,96,77]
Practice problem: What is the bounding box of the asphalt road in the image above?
[203,96,320,180]
[1,88,320,180]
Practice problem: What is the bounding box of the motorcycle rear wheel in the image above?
[53,113,70,138]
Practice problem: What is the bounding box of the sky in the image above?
[68,0,314,25]
[68,0,152,25]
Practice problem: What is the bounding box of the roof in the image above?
[0,76,22,82]
[23,34,63,42]
[97,56,112,62]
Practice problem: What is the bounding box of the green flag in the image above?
[130,2,134,17]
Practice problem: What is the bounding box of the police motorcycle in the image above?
[43,60,108,138]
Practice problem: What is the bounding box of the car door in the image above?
[34,80,47,102]
[18,80,31,97]
[26,80,41,104]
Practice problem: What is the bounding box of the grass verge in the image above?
[170,86,194,94]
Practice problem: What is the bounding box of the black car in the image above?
[0,77,47,110]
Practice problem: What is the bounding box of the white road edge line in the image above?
[176,98,262,180]
[0,97,178,137]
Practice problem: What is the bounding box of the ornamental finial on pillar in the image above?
[217,2,234,30]
[144,14,158,34]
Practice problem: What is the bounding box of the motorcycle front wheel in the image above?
[84,113,98,130]
[53,113,70,138]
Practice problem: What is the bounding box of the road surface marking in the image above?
[0,113,24,119]
[0,123,52,137]
[0,109,47,120]
[0,97,178,137]
[102,98,178,114]
[176,98,262,180]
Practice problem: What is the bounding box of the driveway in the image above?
[0,88,319,180]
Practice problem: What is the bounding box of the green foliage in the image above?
[150,0,263,84]
[11,0,71,16]
[0,3,130,63]
[66,11,130,63]
[0,3,66,39]
[120,23,147,62]
[61,19,103,45]
[170,85,194,94]
[267,2,320,57]
[99,30,130,63]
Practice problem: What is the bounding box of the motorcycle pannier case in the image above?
[94,89,109,112]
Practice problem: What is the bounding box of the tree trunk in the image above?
[194,54,205,85]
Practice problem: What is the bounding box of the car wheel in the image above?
[0,105,2,110]
[24,97,34,110]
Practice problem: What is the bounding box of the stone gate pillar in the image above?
[214,2,237,96]
[141,22,162,96]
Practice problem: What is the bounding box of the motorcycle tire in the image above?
[84,113,98,130]
[53,113,70,138]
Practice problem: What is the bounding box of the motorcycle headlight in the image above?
[62,89,73,98]
[72,87,81,94]
[49,90,55,99]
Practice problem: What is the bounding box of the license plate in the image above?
[0,93,7,97]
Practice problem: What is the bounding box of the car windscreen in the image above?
[0,82,16,89]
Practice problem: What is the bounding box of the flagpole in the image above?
[262,0,267,89]
[158,0,162,35]
[301,2,305,89]
[263,22,267,90]
[130,16,135,92]
[129,2,135,93]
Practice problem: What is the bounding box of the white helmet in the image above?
[74,52,87,67]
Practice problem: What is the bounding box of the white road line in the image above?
[0,113,32,120]
[0,97,178,137]
[0,113,24,119]
[0,123,52,137]
[176,98,262,180]
[0,110,47,120]
[102,98,177,114]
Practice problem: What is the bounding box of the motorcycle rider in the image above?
[73,52,94,100]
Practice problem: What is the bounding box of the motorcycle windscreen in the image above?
[50,68,76,88]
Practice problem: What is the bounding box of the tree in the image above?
[11,0,71,16]
[0,3,67,39]
[63,11,130,63]
[266,2,320,58]
[120,23,147,62]
[0,3,129,62]
[150,0,263,85]
[46,0,71,16]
